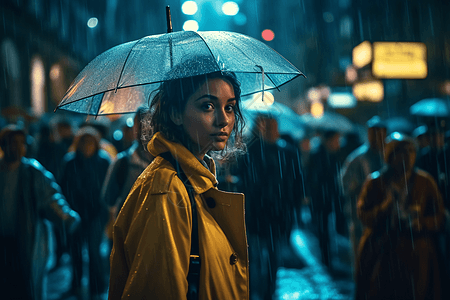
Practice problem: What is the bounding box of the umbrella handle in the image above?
[166,6,173,33]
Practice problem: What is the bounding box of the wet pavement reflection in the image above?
[47,213,355,300]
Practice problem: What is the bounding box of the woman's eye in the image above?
[225,104,235,112]
[201,103,214,110]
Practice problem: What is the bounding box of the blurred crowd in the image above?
[2,105,450,300]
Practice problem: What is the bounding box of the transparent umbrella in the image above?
[56,30,304,116]
[242,92,307,140]
[299,111,354,133]
[409,98,450,118]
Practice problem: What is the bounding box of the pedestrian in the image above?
[0,124,80,300]
[340,116,386,271]
[355,132,446,300]
[306,129,342,269]
[412,125,430,151]
[101,106,154,243]
[235,114,300,300]
[108,67,248,299]
[60,126,111,299]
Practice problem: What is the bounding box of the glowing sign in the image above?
[372,42,427,79]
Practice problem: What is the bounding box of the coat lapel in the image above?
[202,188,247,264]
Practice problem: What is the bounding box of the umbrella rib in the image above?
[195,33,299,92]
[194,33,223,72]
[114,36,147,93]
[94,93,105,118]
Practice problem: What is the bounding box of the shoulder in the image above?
[345,144,369,164]
[119,156,189,219]
[133,156,182,195]
[63,151,75,161]
[364,170,382,187]
[98,149,113,163]
[414,168,437,185]
[22,157,56,181]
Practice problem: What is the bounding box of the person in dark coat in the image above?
[0,124,80,300]
[101,107,154,242]
[60,126,111,299]
[236,114,299,300]
[341,116,387,270]
[355,132,446,300]
[306,129,342,269]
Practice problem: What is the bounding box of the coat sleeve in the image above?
[357,176,391,228]
[419,175,445,231]
[30,159,80,232]
[109,172,192,300]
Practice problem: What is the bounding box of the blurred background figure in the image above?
[338,130,362,165]
[0,124,80,300]
[306,129,342,269]
[412,125,430,151]
[340,116,387,273]
[414,119,450,279]
[71,117,118,161]
[101,107,154,246]
[60,126,111,299]
[415,122,449,205]
[54,118,75,156]
[235,113,300,300]
[355,132,447,300]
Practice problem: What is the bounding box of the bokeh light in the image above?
[181,1,198,15]
[113,130,123,141]
[87,17,98,28]
[126,117,134,128]
[183,20,199,31]
[234,13,247,26]
[222,1,239,16]
[261,29,275,41]
[311,102,324,118]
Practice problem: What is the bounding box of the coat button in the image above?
[205,197,216,208]
[230,253,238,265]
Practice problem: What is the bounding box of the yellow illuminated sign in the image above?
[353,80,384,102]
[352,41,372,68]
[372,42,427,79]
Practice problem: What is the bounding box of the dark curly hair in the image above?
[142,70,246,160]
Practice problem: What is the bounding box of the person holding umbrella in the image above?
[54,13,304,299]
[355,132,447,300]
[340,116,387,272]
[108,65,248,299]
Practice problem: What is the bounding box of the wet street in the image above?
[47,210,355,300]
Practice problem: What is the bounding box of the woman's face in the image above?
[177,78,236,158]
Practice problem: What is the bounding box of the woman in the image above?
[108,68,248,300]
[355,132,446,300]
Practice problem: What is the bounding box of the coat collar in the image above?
[147,132,218,194]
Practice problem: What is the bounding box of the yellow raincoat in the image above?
[109,132,249,300]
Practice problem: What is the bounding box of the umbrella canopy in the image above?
[242,94,307,140]
[384,117,415,135]
[56,31,304,116]
[409,98,450,117]
[299,111,354,133]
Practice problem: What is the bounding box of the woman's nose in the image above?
[215,109,229,127]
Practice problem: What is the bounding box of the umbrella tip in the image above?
[166,6,173,33]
